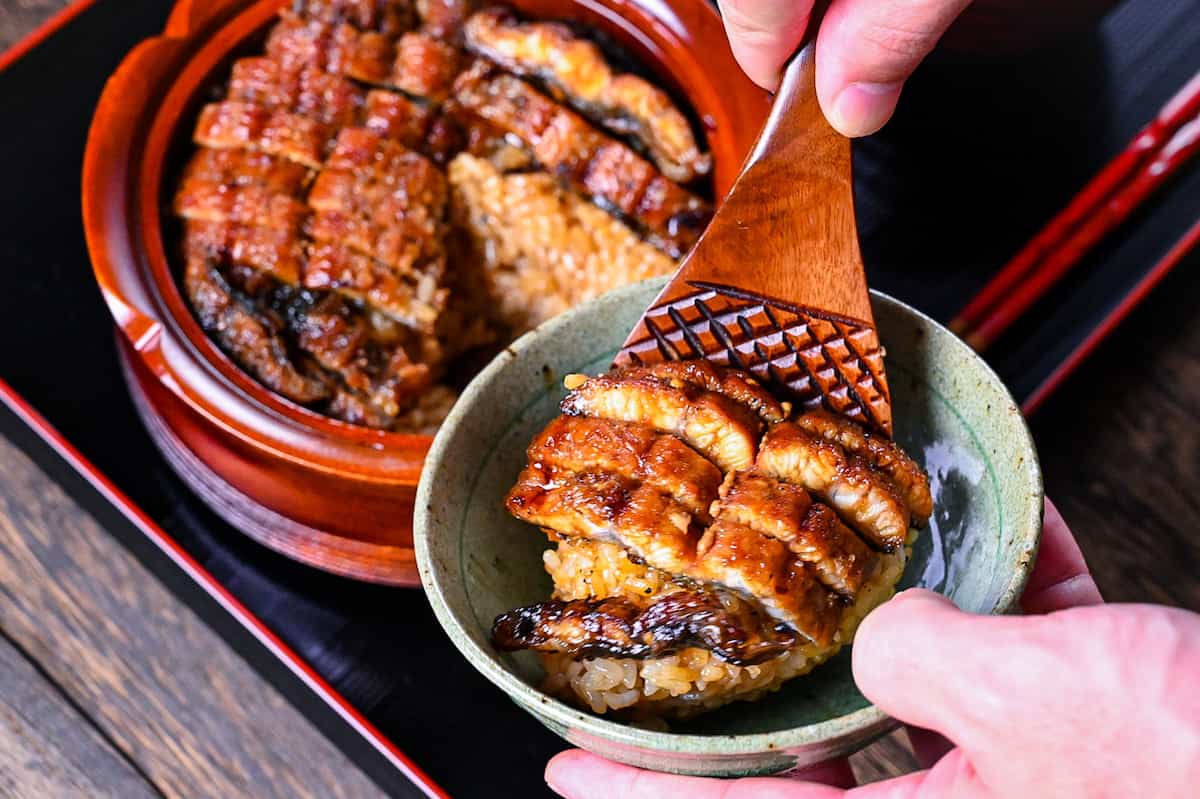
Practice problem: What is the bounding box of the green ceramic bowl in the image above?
[414,277,1043,777]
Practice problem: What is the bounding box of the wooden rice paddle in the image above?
[614,44,892,436]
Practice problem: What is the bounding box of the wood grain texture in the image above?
[0,633,159,799]
[1032,264,1200,611]
[618,44,893,435]
[0,433,386,799]
[849,730,919,783]
[0,0,72,51]
[663,44,872,323]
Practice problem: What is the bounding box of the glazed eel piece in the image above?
[183,220,434,423]
[715,469,879,597]
[182,219,306,286]
[756,422,915,552]
[267,8,464,102]
[174,148,311,284]
[492,588,799,666]
[609,360,788,424]
[496,364,935,662]
[463,7,711,182]
[560,372,762,472]
[291,292,435,421]
[194,101,328,169]
[267,10,399,85]
[178,148,312,195]
[794,410,934,525]
[305,128,448,267]
[525,415,723,522]
[452,63,711,258]
[183,255,331,404]
[228,56,366,126]
[292,0,418,37]
[505,463,844,646]
[302,242,444,332]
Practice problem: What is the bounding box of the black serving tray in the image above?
[0,0,1198,796]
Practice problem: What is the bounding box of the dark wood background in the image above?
[0,0,1196,796]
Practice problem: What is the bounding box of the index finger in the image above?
[1020,498,1103,614]
[715,0,816,90]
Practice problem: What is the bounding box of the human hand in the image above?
[716,0,974,137]
[545,501,1200,797]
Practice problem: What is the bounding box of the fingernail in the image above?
[544,762,570,798]
[829,81,903,137]
[893,587,954,606]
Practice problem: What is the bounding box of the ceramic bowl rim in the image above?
[415,279,1043,755]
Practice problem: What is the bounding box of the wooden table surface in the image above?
[0,2,1196,797]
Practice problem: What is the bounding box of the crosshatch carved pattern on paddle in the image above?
[615,283,893,435]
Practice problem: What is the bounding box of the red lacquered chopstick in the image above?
[1022,212,1200,413]
[951,70,1200,350]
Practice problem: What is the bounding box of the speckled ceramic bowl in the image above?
[414,277,1043,777]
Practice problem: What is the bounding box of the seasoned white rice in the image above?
[390,384,458,435]
[446,153,676,335]
[538,535,911,718]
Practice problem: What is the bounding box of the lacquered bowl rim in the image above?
[83,0,771,485]
[414,278,1044,755]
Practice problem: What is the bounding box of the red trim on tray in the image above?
[0,377,452,799]
[0,0,98,72]
[1022,214,1200,414]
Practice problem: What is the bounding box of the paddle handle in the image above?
[616,39,892,434]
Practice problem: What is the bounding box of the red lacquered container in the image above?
[83,0,769,585]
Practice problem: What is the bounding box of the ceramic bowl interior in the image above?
[416,277,1043,775]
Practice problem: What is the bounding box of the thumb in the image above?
[854,593,1200,796]
[816,0,971,136]
[851,589,1081,755]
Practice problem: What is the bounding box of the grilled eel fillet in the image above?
[463,7,711,182]
[183,219,306,286]
[183,257,331,403]
[560,374,761,472]
[506,465,844,646]
[229,56,366,126]
[181,0,461,428]
[794,410,934,524]
[452,62,711,258]
[497,364,931,661]
[293,0,418,38]
[526,416,723,523]
[178,132,448,350]
[757,422,915,551]
[267,11,463,98]
[717,469,878,597]
[178,1,717,429]
[493,588,799,666]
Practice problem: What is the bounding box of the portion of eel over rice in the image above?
[492,361,932,718]
[174,0,711,432]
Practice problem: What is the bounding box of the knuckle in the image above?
[721,6,777,39]
[720,0,808,39]
[857,17,939,63]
